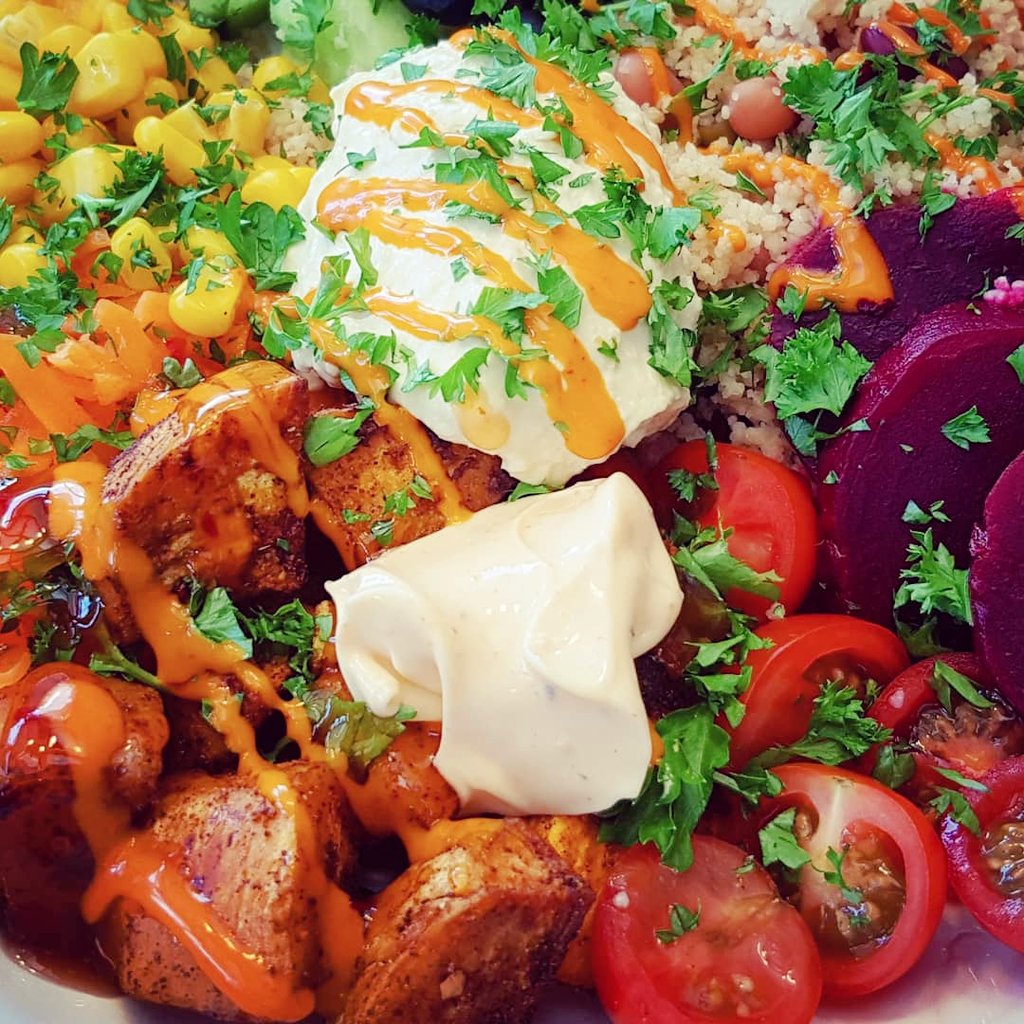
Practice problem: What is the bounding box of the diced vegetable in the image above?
[970,451,1024,714]
[816,301,1024,627]
[773,191,1024,361]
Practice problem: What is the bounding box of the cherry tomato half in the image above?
[0,479,53,574]
[865,654,1024,802]
[593,837,822,1024]
[726,615,909,769]
[940,755,1024,953]
[761,764,947,999]
[652,442,817,619]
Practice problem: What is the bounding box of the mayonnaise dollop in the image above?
[327,474,683,816]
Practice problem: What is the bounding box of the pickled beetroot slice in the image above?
[970,452,1024,714]
[816,302,1024,626]
[772,189,1024,361]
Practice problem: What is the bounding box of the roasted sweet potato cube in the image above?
[305,392,512,569]
[99,361,309,640]
[341,820,591,1024]
[100,761,360,1023]
[0,670,168,955]
[529,816,619,987]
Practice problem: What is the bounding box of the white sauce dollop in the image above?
[327,474,682,816]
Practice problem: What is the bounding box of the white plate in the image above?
[2,904,1022,1024]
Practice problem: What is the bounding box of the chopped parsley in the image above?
[655,903,702,944]
[929,659,994,713]
[940,405,990,449]
[894,528,973,627]
[758,807,811,870]
[303,400,374,467]
[16,44,79,115]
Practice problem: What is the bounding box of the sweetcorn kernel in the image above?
[134,116,205,186]
[110,217,173,290]
[168,256,246,337]
[0,241,46,288]
[0,158,42,204]
[68,33,147,121]
[241,166,314,211]
[0,111,44,163]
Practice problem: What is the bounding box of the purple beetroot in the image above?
[773,189,1024,361]
[970,451,1024,714]
[816,301,1024,626]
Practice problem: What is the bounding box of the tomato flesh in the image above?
[726,615,909,769]
[941,755,1024,952]
[592,838,822,1024]
[762,765,947,999]
[865,654,1024,802]
[652,442,817,620]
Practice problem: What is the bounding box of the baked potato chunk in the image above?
[99,361,309,641]
[305,392,513,569]
[101,761,360,1023]
[342,820,591,1024]
[529,816,619,987]
[0,670,168,954]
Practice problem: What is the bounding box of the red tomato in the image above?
[726,614,909,769]
[762,764,947,999]
[652,442,817,619]
[865,655,1024,793]
[940,755,1024,953]
[575,448,653,496]
[593,838,822,1024]
[0,479,54,574]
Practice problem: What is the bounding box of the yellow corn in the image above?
[251,154,292,172]
[113,28,167,78]
[101,1,136,32]
[168,256,246,337]
[40,115,111,161]
[134,116,206,186]
[241,165,314,211]
[176,225,237,264]
[8,223,43,245]
[0,64,19,110]
[40,145,124,221]
[163,101,216,145]
[0,242,46,288]
[209,88,269,157]
[68,33,147,121]
[0,4,67,69]
[189,53,236,96]
[0,157,42,204]
[110,216,173,290]
[113,76,181,144]
[60,0,103,33]
[252,56,300,93]
[146,13,213,54]
[39,24,92,58]
[0,111,43,163]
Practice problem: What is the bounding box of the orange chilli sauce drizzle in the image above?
[38,375,364,1018]
[721,151,894,311]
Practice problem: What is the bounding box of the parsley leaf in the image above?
[940,405,990,449]
[930,785,982,835]
[191,586,253,658]
[749,681,891,769]
[759,807,812,870]
[215,193,305,292]
[471,287,544,341]
[1008,342,1024,384]
[599,704,730,871]
[752,311,872,419]
[303,401,374,467]
[535,261,583,329]
[929,659,994,713]
[673,531,781,604]
[656,902,701,944]
[161,356,203,389]
[16,44,79,115]
[894,528,973,626]
[919,170,956,238]
[647,206,702,260]
[872,743,916,789]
